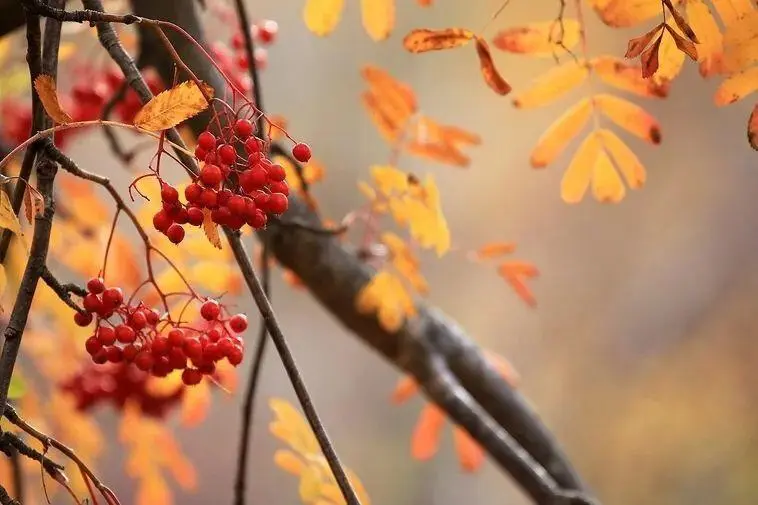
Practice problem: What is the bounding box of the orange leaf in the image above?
[625,23,664,58]
[452,428,485,472]
[493,19,581,56]
[714,67,758,105]
[662,0,699,43]
[361,0,394,41]
[202,208,222,249]
[664,24,698,60]
[512,60,589,108]
[303,0,345,37]
[640,34,663,78]
[561,132,602,203]
[405,140,471,167]
[653,27,686,82]
[591,56,669,98]
[593,94,661,144]
[33,75,72,124]
[355,270,416,332]
[23,185,43,224]
[497,261,538,307]
[748,102,758,150]
[475,241,516,259]
[722,10,758,73]
[410,404,445,460]
[392,376,419,404]
[590,0,670,28]
[181,379,210,427]
[596,129,646,190]
[402,28,474,53]
[273,449,306,476]
[474,36,511,95]
[685,0,723,77]
[530,97,592,168]
[133,80,213,131]
[591,147,626,203]
[711,0,755,27]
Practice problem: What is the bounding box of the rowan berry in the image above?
[167,329,184,347]
[267,192,289,214]
[166,223,185,244]
[234,118,254,138]
[227,195,246,216]
[268,180,289,196]
[116,324,136,343]
[186,206,204,226]
[97,326,116,346]
[207,328,222,342]
[248,209,267,228]
[211,207,231,226]
[123,344,140,362]
[231,32,244,50]
[183,338,203,359]
[230,314,248,333]
[257,20,278,45]
[102,287,124,307]
[106,347,123,363]
[266,163,286,182]
[218,144,236,165]
[182,368,202,385]
[134,351,154,371]
[153,210,172,232]
[161,183,179,204]
[292,142,311,163]
[174,208,189,225]
[130,310,148,330]
[200,299,221,320]
[217,188,233,206]
[200,164,223,188]
[227,346,244,366]
[83,293,102,313]
[185,183,202,203]
[92,350,108,365]
[168,348,187,369]
[85,336,102,355]
[151,336,170,356]
[244,137,264,153]
[194,146,207,161]
[75,310,94,327]
[146,309,160,325]
[200,188,218,208]
[198,131,216,151]
[87,277,105,294]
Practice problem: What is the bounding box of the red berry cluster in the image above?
[60,361,184,418]
[0,67,163,150]
[75,277,249,386]
[152,117,311,243]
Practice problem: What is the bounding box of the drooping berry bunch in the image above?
[60,361,184,418]
[75,277,249,386]
[151,114,312,243]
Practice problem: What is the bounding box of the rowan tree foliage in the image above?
[0,0,754,504]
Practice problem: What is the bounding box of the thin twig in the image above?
[40,266,86,312]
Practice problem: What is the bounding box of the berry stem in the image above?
[231,0,266,144]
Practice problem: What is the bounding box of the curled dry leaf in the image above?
[402,28,474,53]
[664,24,698,61]
[133,80,214,131]
[23,185,44,224]
[625,23,664,59]
[662,0,699,43]
[474,36,511,95]
[589,0,674,28]
[201,208,222,249]
[33,74,73,124]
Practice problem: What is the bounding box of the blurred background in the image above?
[4,1,758,505]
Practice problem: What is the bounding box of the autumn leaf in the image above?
[561,132,602,203]
[722,10,758,73]
[498,261,539,306]
[530,97,592,168]
[597,129,646,189]
[710,0,755,27]
[591,56,669,98]
[593,94,662,144]
[685,0,723,77]
[714,67,758,105]
[590,0,673,28]
[0,190,22,237]
[23,185,44,224]
[474,36,511,95]
[512,60,589,108]
[361,0,394,41]
[664,24,698,61]
[748,102,758,150]
[653,26,689,82]
[492,19,581,56]
[382,232,428,294]
[133,80,213,131]
[625,23,664,59]
[201,208,222,249]
[475,242,516,259]
[662,0,699,43]
[590,148,626,203]
[355,270,416,333]
[269,398,321,456]
[303,0,345,37]
[33,74,73,124]
[403,28,474,53]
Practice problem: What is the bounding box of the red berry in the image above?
[218,144,236,165]
[106,346,123,363]
[116,324,136,343]
[130,310,148,330]
[134,351,154,371]
[194,146,207,161]
[152,357,172,377]
[152,335,170,356]
[168,329,185,347]
[211,207,231,226]
[231,32,244,50]
[266,164,286,182]
[252,191,270,207]
[227,346,244,366]
[243,168,268,192]
[200,164,223,188]
[168,347,187,369]
[244,137,264,154]
[182,368,203,385]
[207,328,222,342]
[267,193,289,214]
[234,118,254,139]
[236,53,249,70]
[292,142,311,163]
[227,195,246,216]
[198,131,216,151]
[203,342,223,362]
[200,299,221,321]
[161,183,179,203]
[166,223,185,244]
[185,183,202,203]
[198,362,216,375]
[269,180,289,196]
[217,188,233,206]
[92,349,108,364]
[183,338,203,359]
[174,208,189,225]
[85,336,102,355]
[229,314,248,333]
[187,206,204,226]
[97,326,116,345]
[153,210,172,232]
[123,344,140,362]
[248,209,267,228]
[102,287,124,307]
[75,310,94,327]
[200,188,218,208]
[257,20,278,45]
[254,48,268,70]
[87,277,105,294]
[83,293,101,313]
[205,151,218,165]
[145,309,160,325]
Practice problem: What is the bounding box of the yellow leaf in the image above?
[133,80,213,131]
[589,0,669,27]
[381,232,428,294]
[714,67,758,105]
[136,474,171,505]
[722,10,758,72]
[269,398,321,456]
[33,74,72,124]
[202,208,222,249]
[748,102,758,150]
[355,270,415,333]
[190,261,241,294]
[304,0,345,37]
[686,0,723,76]
[591,148,626,203]
[361,0,394,41]
[596,129,646,189]
[561,133,602,203]
[512,60,589,108]
[474,36,511,95]
[593,94,661,144]
[371,165,408,196]
[274,449,307,476]
[530,97,592,168]
[299,464,323,503]
[492,19,581,56]
[711,0,755,29]
[402,28,474,53]
[0,190,22,237]
[591,56,670,98]
[653,27,686,83]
